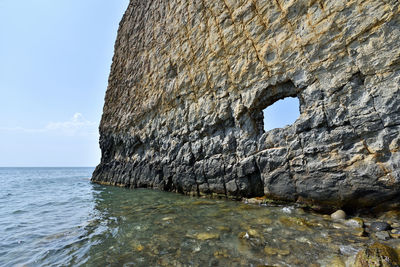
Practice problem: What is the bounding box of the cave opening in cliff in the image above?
[263,97,300,131]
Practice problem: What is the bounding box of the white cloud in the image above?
[45,113,98,135]
[0,113,98,136]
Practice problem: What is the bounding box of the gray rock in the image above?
[331,210,346,220]
[91,0,400,211]
[345,218,364,228]
[374,231,391,241]
[370,222,392,232]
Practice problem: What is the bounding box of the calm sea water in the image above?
[0,168,96,266]
[1,167,394,266]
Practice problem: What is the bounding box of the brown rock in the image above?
[354,242,400,267]
[194,232,220,240]
[264,246,290,256]
[328,256,346,267]
[353,227,367,237]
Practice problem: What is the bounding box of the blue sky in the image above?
[0,0,299,167]
[263,97,300,132]
[0,0,128,167]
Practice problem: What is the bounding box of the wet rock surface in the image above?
[92,0,400,210]
[331,210,347,220]
[370,222,392,232]
[345,218,364,228]
[354,242,400,267]
[374,231,391,241]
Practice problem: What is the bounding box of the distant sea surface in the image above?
[1,167,379,266]
[0,168,96,266]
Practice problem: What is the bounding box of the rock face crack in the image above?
[92,0,400,211]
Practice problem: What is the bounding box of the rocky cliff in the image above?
[92,0,400,211]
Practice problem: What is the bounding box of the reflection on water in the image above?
[1,168,399,266]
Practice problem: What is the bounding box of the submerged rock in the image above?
[370,222,392,232]
[216,226,231,232]
[354,243,400,267]
[374,231,391,241]
[193,232,220,241]
[331,210,346,220]
[213,249,229,259]
[327,256,346,267]
[351,227,367,237]
[279,216,313,231]
[264,246,290,256]
[255,217,272,225]
[345,218,364,228]
[391,229,400,239]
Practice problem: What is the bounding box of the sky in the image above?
[0,0,299,167]
[0,0,129,167]
[263,97,300,132]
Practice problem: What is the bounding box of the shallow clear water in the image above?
[1,168,398,266]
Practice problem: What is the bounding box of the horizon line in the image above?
[0,166,96,168]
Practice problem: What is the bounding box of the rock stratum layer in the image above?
[92,0,400,211]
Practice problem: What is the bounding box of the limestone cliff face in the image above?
[92,0,400,210]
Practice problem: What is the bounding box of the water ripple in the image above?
[1,168,399,266]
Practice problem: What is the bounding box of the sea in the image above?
[0,167,385,266]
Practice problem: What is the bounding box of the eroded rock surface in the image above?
[92,0,400,210]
